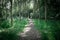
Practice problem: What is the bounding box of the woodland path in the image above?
[17,18,41,40]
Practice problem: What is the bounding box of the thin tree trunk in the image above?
[10,0,13,26]
[44,0,47,29]
[45,0,47,22]
[38,0,40,19]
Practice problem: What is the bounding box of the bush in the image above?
[0,20,10,29]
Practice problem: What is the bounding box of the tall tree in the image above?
[10,0,13,26]
[44,0,47,21]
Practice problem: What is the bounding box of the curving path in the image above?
[17,18,41,40]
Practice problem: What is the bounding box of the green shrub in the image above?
[0,20,10,29]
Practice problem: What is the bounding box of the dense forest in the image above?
[0,0,60,40]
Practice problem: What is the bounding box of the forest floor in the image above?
[0,18,60,40]
[17,18,41,40]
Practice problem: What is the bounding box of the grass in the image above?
[11,18,28,33]
[34,19,60,40]
[0,17,28,40]
[0,18,60,40]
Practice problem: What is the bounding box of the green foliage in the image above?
[0,20,10,29]
[0,18,28,40]
[0,0,60,40]
[34,19,60,40]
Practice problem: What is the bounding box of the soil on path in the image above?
[17,18,41,40]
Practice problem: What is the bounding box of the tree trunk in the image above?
[10,0,13,26]
[45,0,47,22]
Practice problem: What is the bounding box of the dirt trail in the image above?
[18,18,41,40]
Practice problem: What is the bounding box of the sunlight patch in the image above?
[23,27,31,33]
